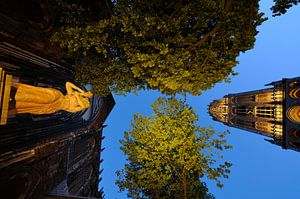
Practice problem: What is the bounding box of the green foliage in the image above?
[51,0,266,96]
[50,0,108,26]
[116,97,232,199]
[271,0,300,16]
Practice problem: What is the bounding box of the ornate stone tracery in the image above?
[209,77,300,152]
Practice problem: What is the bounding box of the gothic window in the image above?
[273,124,283,138]
[254,90,283,102]
[273,90,284,101]
[255,93,272,102]
[221,106,227,113]
[234,107,246,115]
[289,129,300,139]
[255,122,272,135]
[69,136,95,168]
[0,176,27,198]
[287,106,300,123]
[67,165,93,195]
[233,106,254,116]
[236,119,255,128]
[288,81,300,87]
[234,95,255,103]
[255,106,274,119]
[0,168,41,199]
[289,88,300,99]
[288,141,300,149]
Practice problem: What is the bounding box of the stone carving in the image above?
[11,82,92,114]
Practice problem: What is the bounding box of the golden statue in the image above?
[11,82,93,114]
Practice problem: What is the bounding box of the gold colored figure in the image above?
[12,82,93,114]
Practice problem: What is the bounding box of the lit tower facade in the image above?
[209,77,300,152]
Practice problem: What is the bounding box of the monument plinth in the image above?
[0,67,12,125]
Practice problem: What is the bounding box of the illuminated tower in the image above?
[209,77,300,152]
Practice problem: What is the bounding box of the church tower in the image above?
[209,77,300,152]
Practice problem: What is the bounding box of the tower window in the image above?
[288,141,300,149]
[289,129,300,139]
[289,88,300,99]
[255,106,274,119]
[234,95,255,103]
[234,106,254,116]
[287,106,300,123]
[236,119,255,128]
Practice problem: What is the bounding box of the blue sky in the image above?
[101,1,300,198]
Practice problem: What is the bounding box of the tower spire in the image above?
[209,77,300,152]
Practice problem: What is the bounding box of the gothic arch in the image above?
[289,129,300,139]
[289,88,300,99]
[287,106,300,123]
[288,141,300,149]
[0,167,41,199]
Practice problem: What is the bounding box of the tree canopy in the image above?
[271,0,300,16]
[51,0,265,96]
[116,97,232,199]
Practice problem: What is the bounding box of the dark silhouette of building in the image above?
[0,0,115,198]
[209,77,300,152]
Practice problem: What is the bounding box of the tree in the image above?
[116,97,232,199]
[271,0,300,16]
[51,0,265,96]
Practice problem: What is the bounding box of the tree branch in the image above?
[221,31,227,49]
[187,0,233,51]
[245,0,254,45]
[201,35,215,66]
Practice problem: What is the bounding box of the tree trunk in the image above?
[153,190,159,199]
[182,170,188,199]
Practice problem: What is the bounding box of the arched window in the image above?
[234,95,255,103]
[255,106,274,119]
[289,129,300,139]
[69,136,95,168]
[289,88,300,99]
[0,176,27,199]
[288,141,300,149]
[0,168,40,199]
[236,119,255,128]
[67,165,93,195]
[287,106,300,123]
[234,106,254,116]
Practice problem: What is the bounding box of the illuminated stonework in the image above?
[0,1,114,198]
[209,77,300,152]
[287,106,300,123]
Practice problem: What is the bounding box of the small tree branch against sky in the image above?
[116,97,232,199]
[271,0,300,16]
[51,0,266,96]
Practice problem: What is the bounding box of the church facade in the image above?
[209,77,300,152]
[0,0,115,198]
